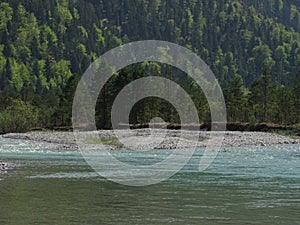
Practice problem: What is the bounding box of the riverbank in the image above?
[128,122,300,134]
[2,129,300,150]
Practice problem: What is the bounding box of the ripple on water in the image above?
[0,139,299,225]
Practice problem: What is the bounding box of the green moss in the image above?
[84,137,124,149]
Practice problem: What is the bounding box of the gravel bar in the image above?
[2,129,300,151]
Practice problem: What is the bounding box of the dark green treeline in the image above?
[0,0,300,132]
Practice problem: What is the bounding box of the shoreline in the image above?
[1,129,299,174]
[2,129,300,151]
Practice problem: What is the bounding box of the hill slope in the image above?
[0,0,300,131]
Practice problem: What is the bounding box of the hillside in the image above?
[0,0,299,132]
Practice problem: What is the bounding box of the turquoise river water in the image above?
[0,137,299,224]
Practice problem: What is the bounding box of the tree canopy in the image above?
[0,0,300,132]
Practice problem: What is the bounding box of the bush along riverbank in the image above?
[123,122,300,136]
[1,121,299,138]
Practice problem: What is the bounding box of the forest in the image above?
[0,0,300,133]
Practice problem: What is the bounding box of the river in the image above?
[0,137,299,224]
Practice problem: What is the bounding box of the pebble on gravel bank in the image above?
[2,129,300,150]
[0,161,9,174]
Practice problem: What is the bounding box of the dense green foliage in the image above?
[0,99,39,133]
[0,0,300,132]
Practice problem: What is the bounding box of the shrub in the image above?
[0,99,39,133]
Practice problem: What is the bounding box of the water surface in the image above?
[0,137,299,224]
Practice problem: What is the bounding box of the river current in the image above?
[0,137,299,224]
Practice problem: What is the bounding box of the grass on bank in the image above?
[84,137,124,149]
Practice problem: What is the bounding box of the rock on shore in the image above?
[2,129,300,150]
[0,161,10,174]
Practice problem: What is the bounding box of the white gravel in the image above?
[2,129,300,151]
[0,161,15,174]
